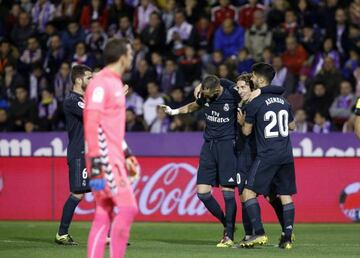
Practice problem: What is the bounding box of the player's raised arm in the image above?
[159,101,201,116]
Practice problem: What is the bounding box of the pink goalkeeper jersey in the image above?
[84,67,126,164]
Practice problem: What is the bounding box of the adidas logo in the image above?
[228,177,234,183]
[286,225,293,230]
[205,103,210,107]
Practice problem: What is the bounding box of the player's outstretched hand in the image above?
[158,105,179,116]
[237,109,246,126]
[89,157,105,191]
[126,155,141,183]
[248,88,261,102]
[123,84,129,95]
[194,83,202,99]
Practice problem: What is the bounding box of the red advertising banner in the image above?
[0,157,359,222]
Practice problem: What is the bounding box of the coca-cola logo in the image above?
[75,162,207,217]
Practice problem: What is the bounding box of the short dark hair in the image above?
[70,64,92,84]
[252,62,275,84]
[237,73,255,90]
[202,75,220,90]
[103,38,130,65]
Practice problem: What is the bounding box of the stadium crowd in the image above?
[0,0,359,133]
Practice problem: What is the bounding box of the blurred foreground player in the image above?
[84,38,138,258]
[240,63,297,249]
[55,64,93,245]
[355,97,360,139]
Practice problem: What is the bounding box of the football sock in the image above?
[197,192,226,227]
[223,191,237,240]
[87,203,111,258]
[241,202,253,236]
[58,194,81,235]
[245,198,265,236]
[110,207,137,258]
[283,202,295,240]
[269,197,284,232]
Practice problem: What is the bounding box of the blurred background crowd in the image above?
[0,0,359,134]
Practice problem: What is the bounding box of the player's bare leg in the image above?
[196,184,227,245]
[240,188,268,248]
[55,193,84,245]
[278,195,295,249]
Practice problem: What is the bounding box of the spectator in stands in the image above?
[151,51,164,83]
[31,0,55,33]
[126,86,144,117]
[350,0,360,27]
[266,0,286,30]
[204,50,224,75]
[294,109,311,133]
[169,115,187,132]
[317,0,338,30]
[342,114,356,133]
[54,0,78,21]
[38,22,58,50]
[354,67,360,96]
[19,37,43,71]
[20,0,33,14]
[132,37,149,74]
[0,108,13,132]
[71,41,95,67]
[271,55,296,96]
[311,38,340,76]
[37,88,58,131]
[1,64,24,102]
[61,20,86,56]
[9,85,37,132]
[304,81,332,121]
[282,9,299,37]
[134,0,159,34]
[108,0,133,27]
[143,81,165,127]
[329,80,357,129]
[237,47,255,74]
[141,11,166,53]
[29,63,49,102]
[53,62,71,103]
[294,0,317,28]
[314,56,343,97]
[0,40,17,76]
[179,45,202,86]
[213,18,245,58]
[313,111,332,134]
[160,59,185,93]
[184,0,202,24]
[195,15,215,54]
[245,10,272,61]
[327,8,349,58]
[85,20,108,65]
[238,0,264,29]
[6,3,22,35]
[217,63,236,82]
[131,59,157,99]
[211,0,237,28]
[281,36,308,76]
[342,49,359,80]
[166,9,195,56]
[167,87,186,109]
[261,46,273,64]
[348,25,360,57]
[298,24,322,56]
[162,0,176,30]
[150,105,170,133]
[80,0,108,30]
[10,12,35,51]
[113,16,134,41]
[43,34,65,78]
[126,107,146,132]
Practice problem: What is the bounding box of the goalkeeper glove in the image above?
[89,157,106,191]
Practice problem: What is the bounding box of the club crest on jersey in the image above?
[78,101,84,109]
[223,103,229,111]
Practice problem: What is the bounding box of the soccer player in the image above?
[239,63,296,249]
[55,64,93,245]
[161,75,283,247]
[355,97,360,139]
[235,73,286,246]
[84,38,138,258]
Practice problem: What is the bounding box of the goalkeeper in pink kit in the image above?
[84,38,138,258]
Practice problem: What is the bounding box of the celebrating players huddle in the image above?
[161,63,297,250]
[56,37,295,258]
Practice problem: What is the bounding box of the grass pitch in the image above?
[0,222,359,258]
